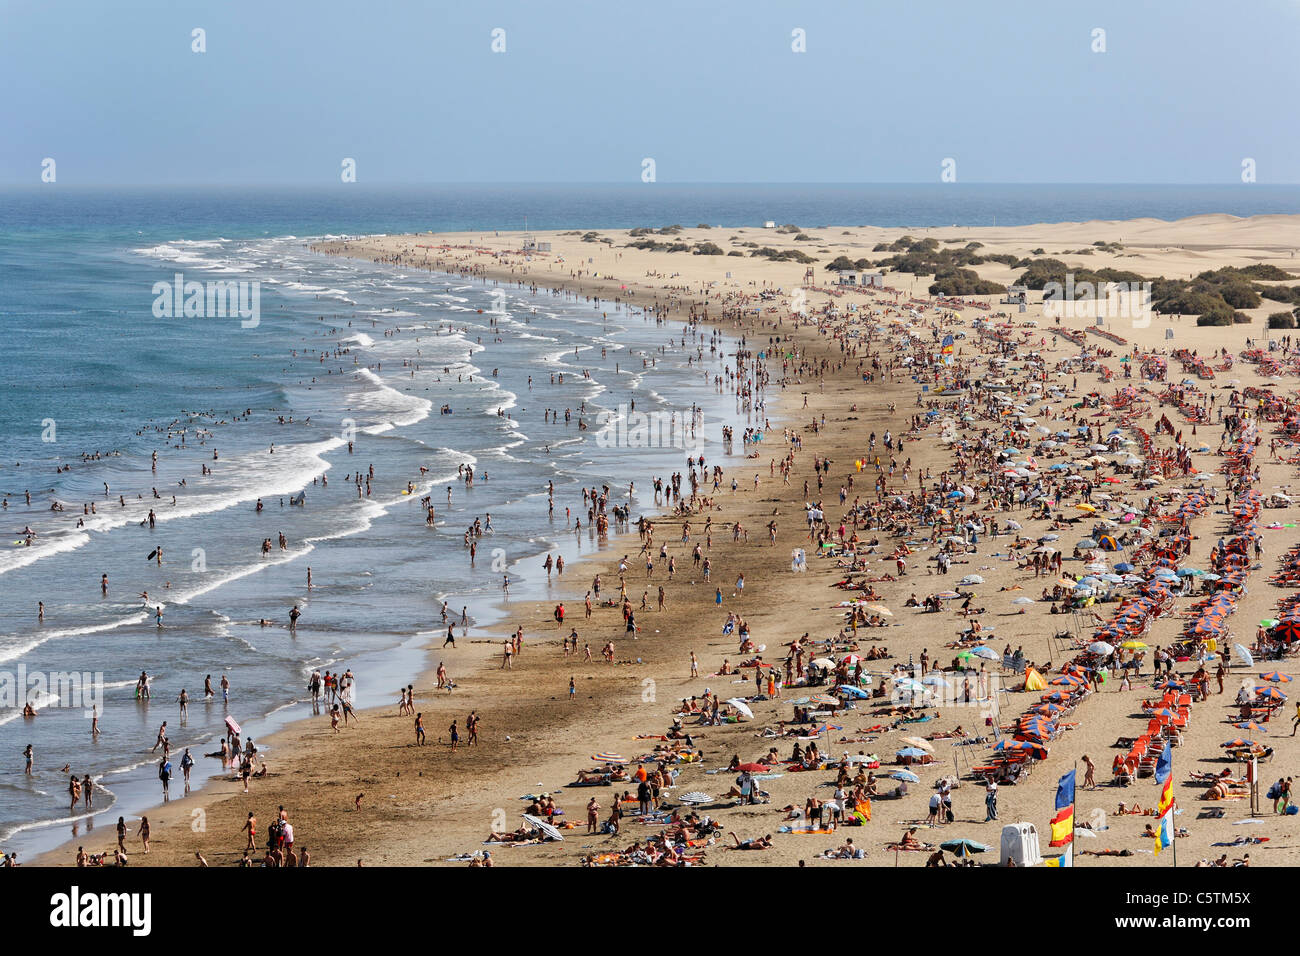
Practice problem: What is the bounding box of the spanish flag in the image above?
[1156,775,1173,817]
[1048,805,1074,846]
[1049,770,1075,846]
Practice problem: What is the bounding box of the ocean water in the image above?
[0,189,770,859]
[0,183,1292,858]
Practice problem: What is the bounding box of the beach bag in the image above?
[1287,805,1299,816]
[1267,783,1281,800]
[945,808,955,823]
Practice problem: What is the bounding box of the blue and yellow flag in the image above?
[1044,845,1073,867]
[940,335,955,365]
[1153,807,1174,856]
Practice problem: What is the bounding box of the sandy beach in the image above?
[30,213,1300,869]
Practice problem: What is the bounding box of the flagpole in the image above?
[1072,759,1079,867]
[1170,746,1177,868]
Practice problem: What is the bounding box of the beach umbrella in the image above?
[900,736,934,752]
[896,747,930,758]
[921,674,951,687]
[678,792,713,804]
[971,646,1000,660]
[809,693,840,706]
[840,654,862,665]
[522,814,565,841]
[958,574,984,586]
[592,752,628,763]
[1115,562,1135,572]
[1234,644,1255,667]
[834,684,869,698]
[890,770,920,783]
[1088,642,1115,656]
[1119,640,1147,650]
[735,762,768,773]
[1235,721,1264,733]
[995,739,1037,751]
[940,838,989,857]
[862,604,893,618]
[1039,534,1060,542]
[1012,596,1035,605]
[810,658,835,670]
[1077,538,1100,549]
[1256,687,1287,701]
[726,699,755,719]
[1261,671,1293,684]
[1221,739,1257,749]
[1075,504,1097,513]
[224,715,241,736]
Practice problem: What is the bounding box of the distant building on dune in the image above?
[836,270,884,288]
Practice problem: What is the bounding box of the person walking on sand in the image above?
[415,713,426,745]
[448,719,460,752]
[242,812,257,850]
[690,651,699,678]
[1083,754,1097,789]
[587,797,601,833]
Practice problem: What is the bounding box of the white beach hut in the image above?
[999,822,1043,867]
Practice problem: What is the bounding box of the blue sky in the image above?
[2,0,1297,184]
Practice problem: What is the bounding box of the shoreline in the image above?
[27,251,787,866]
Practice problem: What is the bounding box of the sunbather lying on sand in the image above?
[728,832,772,850]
